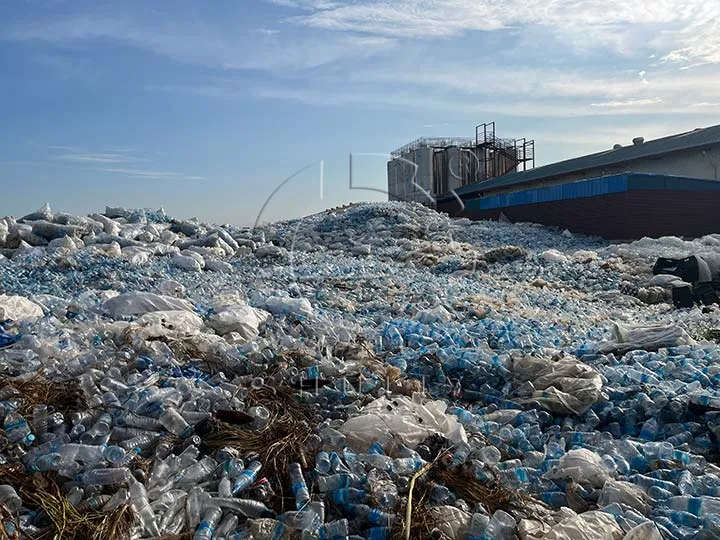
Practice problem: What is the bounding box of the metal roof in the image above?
[446,123,720,198]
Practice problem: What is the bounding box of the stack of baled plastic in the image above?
[4,201,720,539]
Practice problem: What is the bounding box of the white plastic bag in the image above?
[541,249,569,264]
[598,480,651,516]
[0,294,45,321]
[513,356,603,415]
[621,522,662,540]
[133,310,204,340]
[339,394,467,451]
[543,449,611,488]
[102,292,194,318]
[540,511,622,540]
[207,304,269,340]
[264,297,313,317]
[172,253,202,272]
[598,322,694,354]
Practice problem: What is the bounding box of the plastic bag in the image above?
[172,253,203,272]
[264,297,313,317]
[598,322,694,354]
[207,305,269,340]
[102,292,195,318]
[540,511,623,540]
[0,294,45,321]
[134,310,204,340]
[597,480,651,516]
[543,449,611,488]
[621,522,662,540]
[541,249,569,264]
[513,355,603,415]
[339,394,467,451]
[427,506,471,539]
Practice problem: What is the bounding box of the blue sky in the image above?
[1,0,720,224]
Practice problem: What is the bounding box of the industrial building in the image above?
[387,122,535,203]
[389,123,720,239]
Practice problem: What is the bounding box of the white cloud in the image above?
[46,147,202,180]
[591,98,662,108]
[101,167,205,181]
[276,0,720,65]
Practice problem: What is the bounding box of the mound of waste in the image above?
[1,202,720,539]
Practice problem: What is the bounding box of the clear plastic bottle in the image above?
[316,451,332,475]
[231,461,262,495]
[214,513,238,538]
[480,510,515,540]
[320,519,349,540]
[128,475,160,537]
[194,507,223,540]
[289,463,311,510]
[390,457,424,475]
[0,485,22,512]
[332,488,369,505]
[4,412,35,446]
[218,476,233,498]
[212,498,274,518]
[278,510,322,530]
[343,504,396,526]
[103,445,127,465]
[467,512,490,540]
[79,468,129,486]
[159,407,193,438]
[186,486,208,529]
[318,474,359,492]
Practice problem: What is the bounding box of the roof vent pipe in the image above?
[613,144,623,149]
[633,137,645,145]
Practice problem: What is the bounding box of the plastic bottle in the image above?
[231,461,262,495]
[319,519,349,540]
[0,485,22,512]
[212,498,274,518]
[128,475,161,537]
[467,512,490,540]
[318,474,360,492]
[103,445,127,465]
[343,504,395,526]
[194,507,223,540]
[186,486,208,529]
[316,451,332,475]
[279,510,322,530]
[159,407,193,438]
[289,463,311,509]
[332,488,369,505]
[4,412,35,446]
[479,446,501,466]
[215,513,238,538]
[79,468,129,485]
[480,510,515,540]
[390,457,424,475]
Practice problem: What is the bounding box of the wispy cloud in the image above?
[45,147,203,181]
[275,0,720,66]
[591,98,663,108]
[101,167,204,181]
[54,152,133,164]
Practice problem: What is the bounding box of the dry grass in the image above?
[202,386,316,512]
[0,372,86,419]
[8,474,136,540]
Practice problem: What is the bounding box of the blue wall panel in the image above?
[473,174,629,211]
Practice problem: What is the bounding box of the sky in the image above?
[1,0,720,225]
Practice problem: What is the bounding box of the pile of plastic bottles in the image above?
[3,202,720,539]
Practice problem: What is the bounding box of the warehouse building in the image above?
[389,123,720,239]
